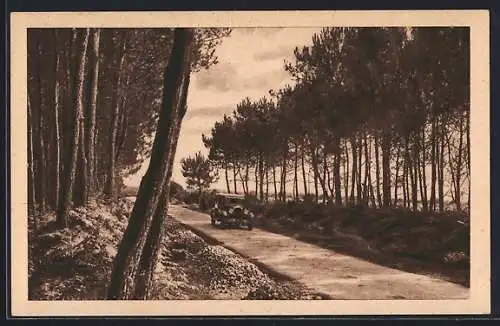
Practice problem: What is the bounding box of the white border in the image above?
[10,10,490,316]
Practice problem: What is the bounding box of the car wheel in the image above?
[247,224,253,231]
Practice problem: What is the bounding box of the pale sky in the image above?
[124,27,322,189]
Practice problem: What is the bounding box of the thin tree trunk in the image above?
[381,132,391,207]
[402,155,408,209]
[357,139,362,204]
[322,151,329,203]
[259,154,264,201]
[405,151,411,208]
[421,127,428,211]
[446,131,457,210]
[455,112,464,211]
[311,147,320,202]
[244,163,249,195]
[233,163,238,194]
[344,141,349,205]
[86,28,100,206]
[417,145,425,211]
[410,146,418,212]
[265,166,269,201]
[36,37,47,213]
[224,163,231,193]
[107,28,194,300]
[466,108,470,210]
[57,28,90,227]
[254,164,259,196]
[272,164,278,200]
[105,34,128,200]
[430,119,437,211]
[374,134,382,208]
[326,159,333,196]
[281,146,288,201]
[77,114,88,206]
[293,144,299,201]
[393,146,401,207]
[350,139,357,204]
[363,133,370,205]
[368,139,376,208]
[301,148,308,195]
[333,139,342,206]
[53,30,61,208]
[28,93,37,227]
[438,119,445,212]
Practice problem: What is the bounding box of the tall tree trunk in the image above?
[85,28,100,205]
[344,141,349,205]
[438,118,445,212]
[374,134,382,208]
[301,149,308,195]
[421,127,428,211]
[322,151,329,203]
[28,93,37,227]
[238,165,247,195]
[254,164,259,196]
[350,138,357,204]
[455,112,464,211]
[265,166,269,201]
[363,133,370,205]
[53,30,61,209]
[410,145,418,212]
[133,72,190,299]
[357,139,362,204]
[233,163,238,194]
[406,138,417,211]
[76,112,88,206]
[224,163,231,193]
[36,37,47,213]
[430,119,437,211]
[367,138,376,208]
[57,28,90,227]
[326,158,333,197]
[281,146,288,201]
[259,154,264,201]
[294,145,299,200]
[107,28,194,300]
[333,139,342,206]
[59,28,77,208]
[313,165,319,202]
[381,132,391,207]
[416,145,425,211]
[393,146,401,207]
[105,34,128,200]
[311,147,320,202]
[272,164,278,200]
[402,155,408,209]
[466,108,471,210]
[244,163,249,195]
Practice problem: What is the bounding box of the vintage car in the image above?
[210,193,254,230]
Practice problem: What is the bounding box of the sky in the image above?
[124,27,322,190]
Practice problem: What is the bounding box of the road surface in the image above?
[168,204,469,300]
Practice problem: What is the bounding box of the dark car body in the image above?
[210,193,254,230]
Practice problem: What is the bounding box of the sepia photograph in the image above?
[10,11,490,316]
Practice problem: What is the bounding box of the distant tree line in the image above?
[203,27,470,212]
[27,28,231,229]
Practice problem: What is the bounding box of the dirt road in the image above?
[169,204,469,300]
